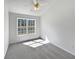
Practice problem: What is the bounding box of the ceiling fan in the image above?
[33,0,40,11]
[32,0,49,11]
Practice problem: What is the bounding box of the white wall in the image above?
[9,12,41,44]
[4,2,9,56]
[41,0,75,55]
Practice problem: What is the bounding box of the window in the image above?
[17,18,36,35]
[28,20,35,34]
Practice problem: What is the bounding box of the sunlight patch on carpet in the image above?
[22,39,50,48]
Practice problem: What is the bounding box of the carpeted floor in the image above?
[5,43,75,59]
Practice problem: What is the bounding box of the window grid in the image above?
[17,18,36,35]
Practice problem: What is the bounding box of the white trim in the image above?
[16,17,36,36]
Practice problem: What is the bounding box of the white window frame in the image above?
[16,17,36,36]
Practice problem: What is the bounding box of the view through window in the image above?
[17,18,36,35]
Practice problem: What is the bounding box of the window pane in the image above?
[22,19,24,26]
[24,19,26,26]
[18,19,20,26]
[24,28,26,34]
[18,28,20,34]
[28,27,35,34]
[28,20,31,26]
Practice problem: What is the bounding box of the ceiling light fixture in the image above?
[33,0,40,11]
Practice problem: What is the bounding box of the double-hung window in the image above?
[17,18,36,35]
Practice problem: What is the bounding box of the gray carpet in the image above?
[5,43,75,59]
